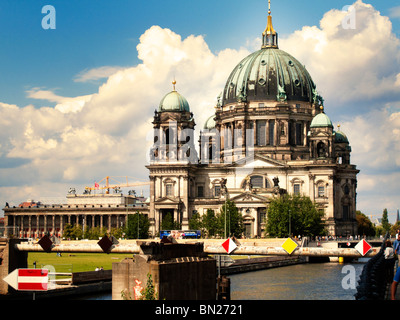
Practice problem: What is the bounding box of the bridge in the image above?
[0,237,385,299]
[12,237,381,258]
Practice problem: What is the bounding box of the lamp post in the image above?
[223,187,229,239]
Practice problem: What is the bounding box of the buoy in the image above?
[339,257,344,263]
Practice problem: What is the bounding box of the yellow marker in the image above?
[282,238,298,255]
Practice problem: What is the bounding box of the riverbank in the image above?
[219,256,307,275]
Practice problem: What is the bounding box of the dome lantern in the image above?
[262,0,278,49]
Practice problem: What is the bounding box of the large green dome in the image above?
[159,90,190,112]
[222,47,317,105]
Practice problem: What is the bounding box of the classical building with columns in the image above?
[2,194,148,238]
[147,7,359,237]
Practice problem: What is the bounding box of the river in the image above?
[79,259,367,300]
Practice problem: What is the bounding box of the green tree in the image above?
[125,213,150,239]
[161,212,181,231]
[216,199,244,238]
[356,211,375,237]
[266,194,325,238]
[84,226,108,240]
[63,223,74,239]
[203,209,218,238]
[382,208,391,233]
[189,212,203,232]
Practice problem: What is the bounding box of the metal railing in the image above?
[355,233,393,300]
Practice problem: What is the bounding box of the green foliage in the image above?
[161,212,181,231]
[188,209,218,238]
[84,226,108,240]
[356,210,375,237]
[266,194,325,238]
[63,223,83,240]
[381,208,391,233]
[124,213,150,239]
[216,199,244,238]
[140,273,157,300]
[188,212,203,231]
[63,223,124,240]
[203,209,218,237]
[188,201,244,238]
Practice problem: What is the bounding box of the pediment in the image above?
[230,192,269,203]
[231,154,286,169]
[155,197,181,204]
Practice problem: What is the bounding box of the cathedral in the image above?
[147,5,359,238]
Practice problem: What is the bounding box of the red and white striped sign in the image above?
[3,269,49,291]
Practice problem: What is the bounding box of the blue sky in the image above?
[1,0,400,223]
[1,0,398,107]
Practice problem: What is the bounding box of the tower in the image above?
[147,81,198,234]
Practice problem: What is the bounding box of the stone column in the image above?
[28,215,32,238]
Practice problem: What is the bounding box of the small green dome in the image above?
[204,115,216,129]
[334,130,349,143]
[159,90,190,112]
[310,111,333,128]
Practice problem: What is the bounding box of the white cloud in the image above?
[74,66,126,83]
[27,88,92,114]
[279,0,400,110]
[0,25,249,208]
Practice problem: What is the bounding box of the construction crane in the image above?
[85,176,150,194]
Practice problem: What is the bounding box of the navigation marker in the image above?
[355,239,372,256]
[3,269,49,291]
[222,238,237,254]
[282,238,298,255]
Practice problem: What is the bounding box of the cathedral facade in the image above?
[146,8,359,238]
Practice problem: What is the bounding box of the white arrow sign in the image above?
[3,269,49,291]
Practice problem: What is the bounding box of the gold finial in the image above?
[262,0,278,48]
[338,124,341,129]
[172,79,177,91]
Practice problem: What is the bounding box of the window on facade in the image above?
[269,121,275,145]
[296,123,302,146]
[293,184,300,195]
[165,128,171,145]
[214,185,221,197]
[166,184,173,197]
[317,142,327,158]
[250,176,264,188]
[256,120,266,146]
[197,185,204,198]
[318,186,325,197]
